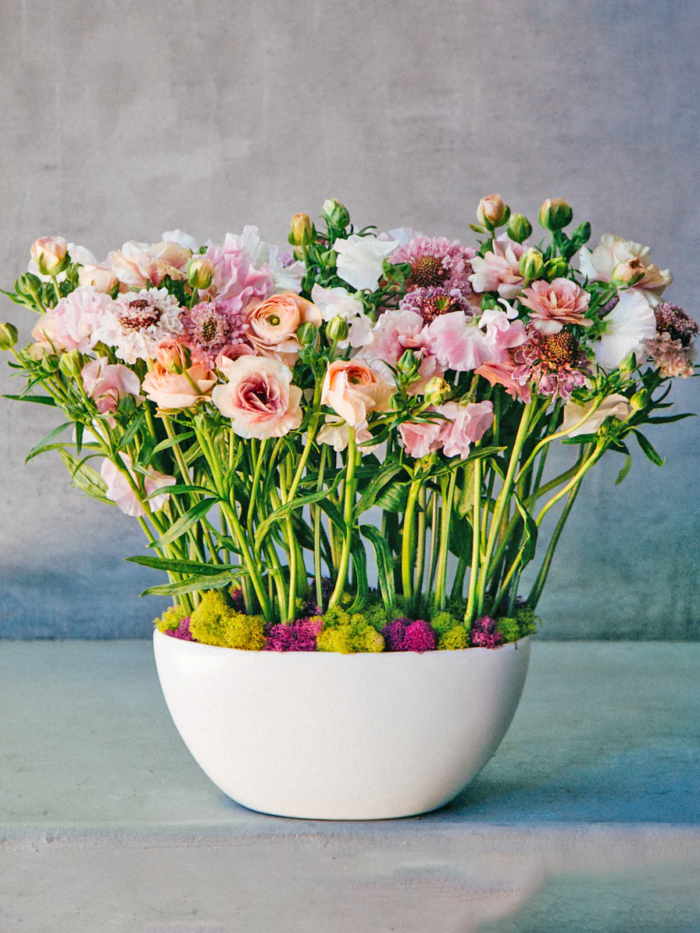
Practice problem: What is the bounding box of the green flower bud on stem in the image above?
[519,247,544,281]
[322,199,350,230]
[326,315,349,343]
[296,320,318,347]
[58,349,84,381]
[538,198,574,231]
[630,389,648,411]
[0,322,18,351]
[506,213,532,243]
[423,376,451,406]
[186,256,214,290]
[543,257,568,281]
[476,194,510,230]
[288,213,313,247]
[397,348,420,377]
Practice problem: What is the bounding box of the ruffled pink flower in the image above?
[469,235,526,300]
[398,417,443,459]
[479,308,527,355]
[437,400,494,459]
[358,309,441,393]
[321,360,395,426]
[31,286,116,354]
[391,236,475,294]
[645,332,695,378]
[205,234,273,309]
[110,241,192,289]
[213,355,303,439]
[427,312,492,372]
[474,360,532,403]
[101,454,175,518]
[182,299,245,367]
[519,278,592,334]
[81,358,143,415]
[215,342,256,370]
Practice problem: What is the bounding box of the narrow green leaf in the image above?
[149,498,218,548]
[633,430,665,467]
[513,493,538,568]
[145,483,215,500]
[360,524,395,610]
[348,534,369,612]
[253,472,342,553]
[139,568,245,597]
[373,480,409,513]
[117,410,146,451]
[25,422,72,463]
[615,452,633,485]
[3,394,57,407]
[127,555,238,576]
[316,498,346,534]
[152,430,196,454]
[644,413,695,425]
[58,449,114,505]
[353,462,405,519]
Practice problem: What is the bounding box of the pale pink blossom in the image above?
[95,288,184,363]
[109,240,192,288]
[205,233,274,308]
[398,418,443,459]
[437,400,494,459]
[475,360,532,403]
[427,312,492,372]
[469,235,527,299]
[578,234,671,306]
[30,236,68,273]
[519,278,592,334]
[78,263,119,294]
[317,416,377,454]
[245,292,321,364]
[321,360,394,426]
[214,343,256,370]
[212,356,302,439]
[32,286,116,354]
[101,454,175,518]
[81,359,143,415]
[562,394,632,437]
[358,309,441,393]
[645,333,696,378]
[479,308,528,354]
[142,360,217,410]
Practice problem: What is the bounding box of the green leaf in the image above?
[644,413,695,425]
[149,498,218,548]
[75,421,84,457]
[58,449,114,505]
[353,462,406,519]
[25,422,73,463]
[374,480,410,513]
[117,409,146,451]
[127,555,238,576]
[139,568,245,597]
[152,430,196,454]
[145,483,215,500]
[360,524,396,610]
[253,472,343,553]
[316,498,346,534]
[348,533,369,612]
[615,451,633,485]
[633,430,665,467]
[448,514,472,561]
[561,433,598,446]
[513,493,538,568]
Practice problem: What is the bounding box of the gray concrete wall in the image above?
[0,0,698,638]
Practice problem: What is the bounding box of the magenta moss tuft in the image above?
[470,615,503,649]
[265,617,323,652]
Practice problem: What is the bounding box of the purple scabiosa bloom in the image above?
[399,286,472,325]
[403,619,437,652]
[265,617,323,652]
[470,615,503,649]
[391,236,475,295]
[165,616,194,641]
[182,299,245,367]
[512,324,591,401]
[654,302,699,347]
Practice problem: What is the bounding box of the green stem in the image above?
[314,446,328,611]
[401,477,422,604]
[414,486,427,608]
[529,479,584,609]
[465,457,482,626]
[434,469,457,611]
[329,426,357,608]
[535,443,605,526]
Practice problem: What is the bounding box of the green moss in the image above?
[363,602,390,631]
[320,605,351,629]
[317,617,385,654]
[516,605,540,637]
[438,625,470,650]
[154,604,187,634]
[430,611,458,636]
[188,590,265,650]
[497,616,521,644]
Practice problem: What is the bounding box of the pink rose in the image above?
[428,312,492,372]
[142,359,217,410]
[101,454,175,517]
[474,360,532,403]
[519,278,591,334]
[469,235,526,299]
[321,360,394,427]
[245,292,321,363]
[212,356,302,439]
[357,309,441,394]
[78,263,119,294]
[437,400,494,459]
[214,342,256,370]
[30,236,68,274]
[82,359,143,415]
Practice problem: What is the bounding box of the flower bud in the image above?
[476,194,510,230]
[322,199,350,230]
[288,213,313,247]
[630,390,648,411]
[618,351,637,374]
[538,198,573,231]
[30,236,69,275]
[326,315,349,343]
[320,249,338,268]
[543,257,568,281]
[610,258,645,288]
[519,247,544,281]
[506,213,532,244]
[571,221,591,246]
[186,256,214,290]
[78,265,119,294]
[58,349,83,380]
[296,320,318,347]
[156,339,190,373]
[423,376,451,407]
[397,348,420,376]
[0,322,18,351]
[18,272,42,296]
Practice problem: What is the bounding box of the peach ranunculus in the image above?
[212,356,302,439]
[321,360,395,427]
[519,278,592,334]
[142,357,217,410]
[81,358,143,415]
[245,292,322,363]
[30,236,68,274]
[101,454,175,518]
[78,262,119,294]
[109,240,192,289]
[578,234,672,306]
[469,234,526,300]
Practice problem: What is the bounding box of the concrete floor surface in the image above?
[0,641,698,932]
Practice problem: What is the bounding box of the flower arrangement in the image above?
[1,196,695,653]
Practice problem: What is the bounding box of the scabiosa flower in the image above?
[165,617,194,641]
[512,325,591,400]
[653,302,699,347]
[182,299,245,366]
[646,332,696,378]
[96,288,184,364]
[399,286,472,325]
[391,236,475,295]
[264,617,323,651]
[470,615,503,649]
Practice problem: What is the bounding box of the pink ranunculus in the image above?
[101,454,175,517]
[427,312,492,372]
[245,292,322,364]
[469,235,526,300]
[213,355,302,439]
[357,308,441,393]
[437,400,494,460]
[32,285,116,354]
[205,233,274,307]
[142,359,217,410]
[78,262,119,294]
[398,417,444,459]
[475,360,532,403]
[321,359,395,427]
[519,278,592,334]
[81,358,143,415]
[479,308,528,356]
[214,342,256,370]
[109,240,192,289]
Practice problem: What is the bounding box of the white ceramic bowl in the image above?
[153,630,531,820]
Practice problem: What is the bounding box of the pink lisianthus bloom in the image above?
[390,236,475,294]
[212,356,302,439]
[427,312,492,372]
[109,240,192,288]
[81,358,143,415]
[474,360,532,403]
[101,454,175,518]
[142,358,217,410]
[245,292,322,364]
[357,309,441,394]
[469,235,526,300]
[31,285,116,354]
[519,278,592,334]
[205,233,274,308]
[400,400,494,460]
[321,360,395,427]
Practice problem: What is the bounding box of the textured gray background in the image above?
[0,0,698,639]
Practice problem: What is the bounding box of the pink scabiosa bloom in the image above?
[264,617,323,652]
[399,286,472,325]
[182,299,245,367]
[32,285,116,354]
[475,360,532,403]
[470,616,503,649]
[358,308,441,393]
[81,358,143,415]
[95,288,184,364]
[469,235,527,300]
[101,454,175,518]
[391,236,475,295]
[519,278,592,334]
[512,325,591,400]
[213,355,303,439]
[205,233,274,308]
[653,302,699,347]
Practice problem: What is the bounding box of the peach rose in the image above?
[142,358,217,410]
[78,263,119,294]
[30,236,68,274]
[321,359,394,426]
[212,355,302,439]
[245,292,321,363]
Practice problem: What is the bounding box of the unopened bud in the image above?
[30,236,69,276]
[326,315,349,343]
[423,376,451,407]
[543,257,568,281]
[572,221,591,246]
[618,351,637,374]
[186,256,214,290]
[538,198,573,231]
[476,194,510,230]
[288,213,313,247]
[506,213,532,244]
[397,348,420,376]
[610,259,645,288]
[519,247,544,281]
[296,320,318,347]
[0,322,18,351]
[320,249,337,268]
[322,199,350,229]
[630,390,648,411]
[58,349,84,380]
[18,272,42,295]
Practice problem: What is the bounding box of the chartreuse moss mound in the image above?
[188,590,266,651]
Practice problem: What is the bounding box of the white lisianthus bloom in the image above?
[594,289,656,371]
[28,242,97,283]
[310,284,373,348]
[334,234,400,292]
[161,229,199,252]
[233,224,305,294]
[579,234,671,306]
[562,393,632,438]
